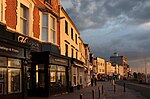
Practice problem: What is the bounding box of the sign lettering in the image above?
[18,36,28,43]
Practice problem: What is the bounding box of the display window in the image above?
[0,56,22,95]
[50,65,66,88]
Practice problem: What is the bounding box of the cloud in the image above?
[61,0,150,72]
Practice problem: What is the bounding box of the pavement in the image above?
[28,81,147,99]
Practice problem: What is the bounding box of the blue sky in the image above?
[61,0,150,73]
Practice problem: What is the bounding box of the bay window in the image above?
[42,13,56,43]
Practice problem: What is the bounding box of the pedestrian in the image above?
[91,77,93,86]
[94,77,97,86]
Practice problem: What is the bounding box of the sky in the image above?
[61,0,150,73]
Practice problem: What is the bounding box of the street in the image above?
[116,80,150,99]
[28,81,146,99]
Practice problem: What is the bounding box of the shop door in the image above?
[36,64,47,96]
[30,64,48,97]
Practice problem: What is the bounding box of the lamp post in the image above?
[145,57,147,83]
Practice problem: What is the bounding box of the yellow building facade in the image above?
[60,7,85,89]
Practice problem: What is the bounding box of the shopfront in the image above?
[29,43,69,97]
[0,24,30,99]
[71,59,84,90]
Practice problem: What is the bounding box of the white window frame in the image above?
[0,0,6,23]
[41,13,57,43]
[20,4,29,35]
[16,0,33,36]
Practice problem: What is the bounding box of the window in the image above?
[42,14,48,41]
[8,69,21,93]
[42,13,56,43]
[8,58,21,93]
[65,20,68,34]
[50,16,56,43]
[0,57,22,94]
[71,48,74,58]
[71,28,74,40]
[0,0,4,22]
[50,65,66,87]
[20,4,28,35]
[75,34,77,44]
[45,0,51,4]
[65,44,68,57]
[76,51,78,59]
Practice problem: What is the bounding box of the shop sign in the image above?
[73,61,83,67]
[51,57,68,66]
[0,42,24,58]
[16,35,40,51]
[0,45,19,53]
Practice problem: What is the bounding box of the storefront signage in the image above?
[0,45,19,53]
[50,56,68,66]
[0,42,24,58]
[73,61,83,67]
[16,35,41,51]
[18,35,28,43]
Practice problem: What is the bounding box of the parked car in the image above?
[97,74,107,81]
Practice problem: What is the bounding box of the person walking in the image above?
[91,77,93,86]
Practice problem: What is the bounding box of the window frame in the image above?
[41,13,56,43]
[20,4,29,35]
[65,20,68,35]
[71,28,74,40]
[65,44,68,57]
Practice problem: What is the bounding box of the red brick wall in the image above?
[5,0,17,29]
[33,6,40,39]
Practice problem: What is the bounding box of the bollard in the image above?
[114,85,116,93]
[124,83,126,92]
[92,90,95,99]
[98,86,101,98]
[102,85,104,95]
[80,94,83,99]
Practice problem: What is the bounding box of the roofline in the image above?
[61,7,80,35]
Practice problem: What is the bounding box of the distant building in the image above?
[95,57,105,75]
[110,52,127,66]
[105,61,112,76]
[110,52,129,77]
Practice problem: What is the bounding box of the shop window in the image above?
[0,68,6,95]
[8,58,21,68]
[8,69,21,93]
[20,4,29,35]
[0,57,7,66]
[0,57,22,94]
[50,65,66,87]
[65,20,68,35]
[42,13,56,43]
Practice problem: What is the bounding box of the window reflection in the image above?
[8,58,21,68]
[50,65,66,88]
[8,69,21,93]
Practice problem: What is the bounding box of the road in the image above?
[116,80,150,99]
[28,81,146,99]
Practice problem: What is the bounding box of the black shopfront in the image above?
[0,23,30,99]
[29,43,70,97]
